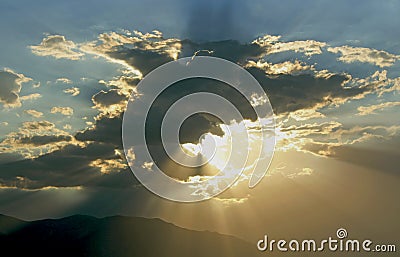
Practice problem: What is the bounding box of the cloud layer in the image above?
[1,29,399,194]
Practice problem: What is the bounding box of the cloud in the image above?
[213,196,249,206]
[21,120,55,131]
[0,142,135,190]
[30,35,84,60]
[92,89,127,108]
[77,31,388,120]
[24,109,43,118]
[287,167,314,178]
[50,106,74,116]
[275,121,342,153]
[80,30,264,77]
[18,134,73,146]
[37,31,382,122]
[55,78,72,84]
[297,125,400,157]
[99,75,139,98]
[6,29,400,195]
[80,30,181,76]
[63,87,80,96]
[0,69,31,108]
[75,115,123,146]
[248,69,356,114]
[180,39,264,64]
[61,31,400,188]
[245,59,313,75]
[91,89,128,118]
[254,37,327,56]
[279,121,342,135]
[0,120,76,158]
[344,70,400,97]
[327,46,399,67]
[357,101,400,116]
[0,112,134,190]
[251,34,281,47]
[274,113,400,167]
[20,93,42,101]
[89,158,127,174]
[287,109,325,121]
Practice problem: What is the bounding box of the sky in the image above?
[0,0,399,250]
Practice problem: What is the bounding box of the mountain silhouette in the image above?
[0,214,262,257]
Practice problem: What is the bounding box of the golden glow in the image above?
[181,119,275,192]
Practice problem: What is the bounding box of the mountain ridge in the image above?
[0,213,262,257]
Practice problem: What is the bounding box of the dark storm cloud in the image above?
[88,37,267,145]
[0,152,24,165]
[145,77,254,143]
[107,48,174,76]
[83,30,265,79]
[18,135,73,146]
[247,69,358,114]
[33,38,376,185]
[0,142,135,189]
[92,89,127,107]
[101,39,264,76]
[99,36,367,116]
[75,115,123,146]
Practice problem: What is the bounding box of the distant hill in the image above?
[0,214,262,257]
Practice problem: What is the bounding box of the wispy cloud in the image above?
[357,101,400,116]
[24,109,43,118]
[245,59,313,75]
[20,93,42,101]
[50,106,74,116]
[55,78,72,84]
[63,87,80,96]
[327,45,399,67]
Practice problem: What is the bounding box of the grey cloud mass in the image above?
[0,143,135,189]
[18,135,73,146]
[92,89,127,107]
[0,70,30,108]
